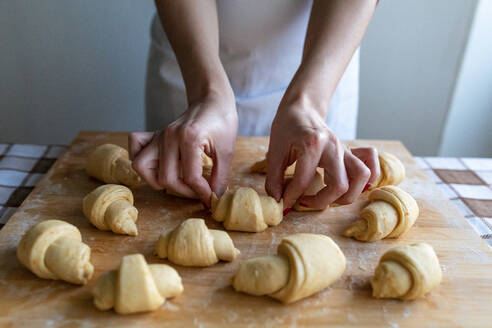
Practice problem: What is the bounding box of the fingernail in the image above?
[362,183,371,192]
[283,208,291,216]
[299,202,309,207]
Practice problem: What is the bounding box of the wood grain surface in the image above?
[0,131,491,327]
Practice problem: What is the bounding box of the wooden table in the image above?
[0,131,491,327]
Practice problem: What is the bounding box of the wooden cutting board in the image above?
[0,131,491,327]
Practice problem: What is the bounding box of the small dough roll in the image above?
[371,152,405,189]
[232,233,346,303]
[92,254,183,314]
[155,218,240,267]
[371,243,442,300]
[250,158,296,175]
[343,186,419,242]
[17,220,94,285]
[86,144,142,187]
[211,187,283,232]
[83,184,139,236]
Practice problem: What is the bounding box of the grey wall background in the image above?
[1,0,491,156]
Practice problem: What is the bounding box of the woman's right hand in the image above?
[129,91,238,207]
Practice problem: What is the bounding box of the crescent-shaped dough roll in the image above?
[211,187,283,232]
[155,218,240,266]
[291,170,329,212]
[83,184,139,236]
[371,152,405,189]
[343,186,419,242]
[86,144,142,187]
[250,158,296,175]
[17,220,94,285]
[166,153,213,199]
[92,254,183,314]
[371,243,442,300]
[231,233,346,303]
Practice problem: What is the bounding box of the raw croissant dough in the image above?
[211,187,283,232]
[86,144,142,187]
[92,254,183,314]
[231,233,346,303]
[250,158,296,175]
[343,185,419,242]
[371,151,405,189]
[371,243,442,300]
[166,153,213,199]
[155,218,240,266]
[83,184,139,236]
[288,170,328,212]
[17,220,94,285]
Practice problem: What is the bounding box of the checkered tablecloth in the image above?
[1,143,491,247]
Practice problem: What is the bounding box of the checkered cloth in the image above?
[1,144,491,247]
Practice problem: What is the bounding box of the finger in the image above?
[265,145,289,202]
[159,127,198,199]
[282,154,319,209]
[299,142,348,209]
[351,147,380,184]
[335,152,371,205]
[209,148,233,197]
[181,143,213,207]
[132,136,163,190]
[128,132,155,160]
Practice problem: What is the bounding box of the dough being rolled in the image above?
[17,220,94,285]
[343,186,419,242]
[92,254,183,314]
[83,184,139,236]
[371,243,442,300]
[290,170,328,212]
[86,144,142,187]
[155,218,240,266]
[166,153,213,199]
[371,152,405,189]
[231,233,346,303]
[211,187,283,232]
[250,158,296,175]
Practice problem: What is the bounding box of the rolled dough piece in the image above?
[290,170,329,212]
[371,243,442,300]
[211,187,283,232]
[155,218,240,266]
[343,185,419,242]
[86,144,142,187]
[92,254,183,314]
[371,151,405,189]
[231,233,346,303]
[17,220,94,285]
[83,184,139,236]
[165,153,213,199]
[250,158,296,175]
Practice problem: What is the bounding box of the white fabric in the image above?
[146,0,359,139]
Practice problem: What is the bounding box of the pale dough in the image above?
[371,243,442,300]
[343,185,419,242]
[155,218,240,266]
[289,170,329,212]
[83,184,139,236]
[250,158,296,175]
[371,151,405,189]
[231,233,346,303]
[17,220,94,285]
[86,143,142,187]
[92,254,183,314]
[211,187,283,232]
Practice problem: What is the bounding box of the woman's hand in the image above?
[266,97,380,211]
[129,92,237,207]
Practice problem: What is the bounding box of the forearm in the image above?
[282,0,377,116]
[155,0,233,105]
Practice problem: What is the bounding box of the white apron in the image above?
[145,0,359,140]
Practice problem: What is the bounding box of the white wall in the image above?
[358,0,477,155]
[0,0,154,144]
[439,0,492,157]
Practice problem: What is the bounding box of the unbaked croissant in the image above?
[371,243,442,300]
[211,187,283,232]
[86,143,142,187]
[231,233,346,303]
[343,186,419,242]
[17,220,94,285]
[155,218,240,266]
[371,151,405,189]
[250,158,296,175]
[83,184,139,236]
[92,254,183,314]
[291,170,328,212]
